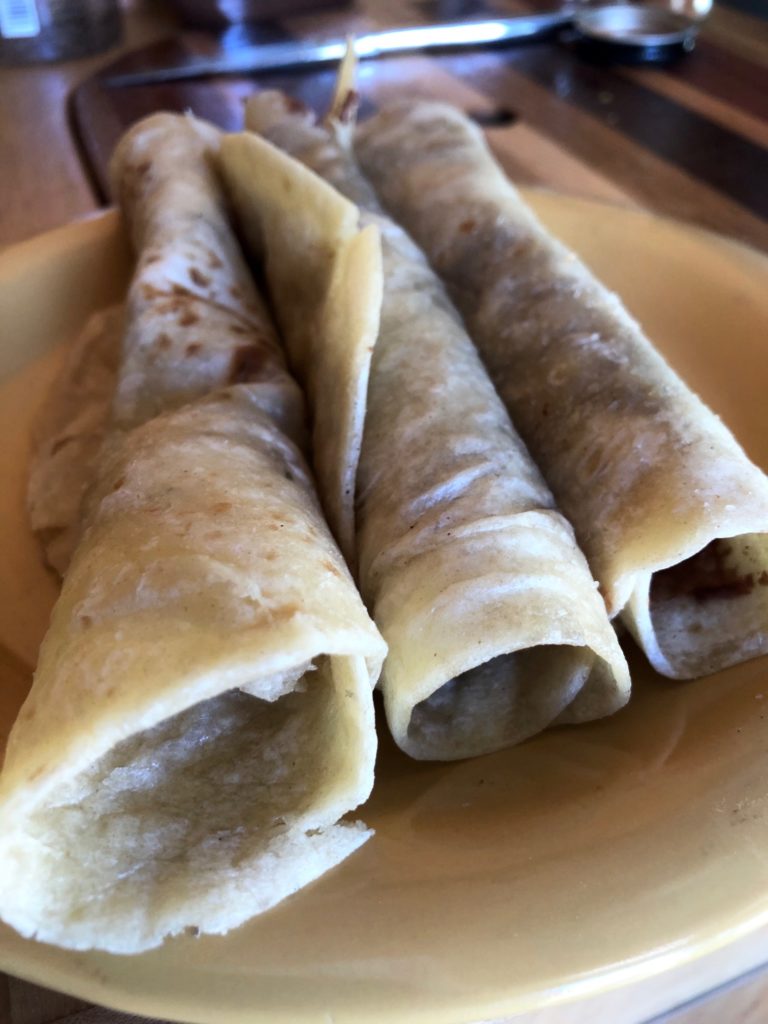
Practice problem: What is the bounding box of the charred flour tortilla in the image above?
[27,305,123,574]
[357,100,768,680]
[4,112,385,953]
[243,92,629,760]
[29,113,289,573]
[110,113,288,429]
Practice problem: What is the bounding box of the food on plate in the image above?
[2,391,384,954]
[110,113,288,429]
[27,304,122,574]
[231,91,630,760]
[218,127,382,564]
[0,112,385,953]
[356,100,768,680]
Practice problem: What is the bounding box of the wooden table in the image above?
[1,0,767,1021]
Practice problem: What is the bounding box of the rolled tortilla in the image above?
[27,114,295,574]
[241,92,630,760]
[357,100,768,680]
[27,304,123,574]
[109,113,290,430]
[218,128,381,564]
[2,113,385,952]
[2,388,384,952]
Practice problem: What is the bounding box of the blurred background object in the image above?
[568,3,701,63]
[165,0,349,29]
[669,0,715,19]
[0,0,121,64]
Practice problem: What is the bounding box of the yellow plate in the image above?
[1,197,768,1024]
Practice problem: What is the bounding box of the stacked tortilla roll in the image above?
[0,113,385,953]
[221,92,630,761]
[356,100,768,680]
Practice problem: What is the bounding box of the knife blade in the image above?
[105,12,574,88]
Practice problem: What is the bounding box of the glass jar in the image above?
[0,0,121,64]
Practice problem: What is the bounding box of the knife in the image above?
[105,12,574,87]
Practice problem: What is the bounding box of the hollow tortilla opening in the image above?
[649,536,768,677]
[406,646,593,761]
[2,657,364,952]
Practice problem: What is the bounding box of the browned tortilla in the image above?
[4,112,385,953]
[356,99,768,679]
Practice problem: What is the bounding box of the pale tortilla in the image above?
[218,130,382,566]
[4,112,385,953]
[27,305,122,574]
[3,388,384,952]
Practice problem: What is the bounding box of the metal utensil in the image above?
[105,11,575,86]
[569,4,699,62]
[105,5,701,87]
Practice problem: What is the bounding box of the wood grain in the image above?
[4,977,88,1024]
[0,0,177,248]
[433,52,768,248]
[620,66,768,149]
[704,4,768,68]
